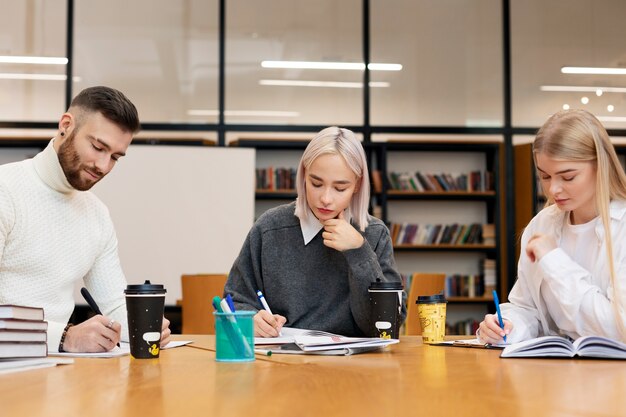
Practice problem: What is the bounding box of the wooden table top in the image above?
[2,335,624,417]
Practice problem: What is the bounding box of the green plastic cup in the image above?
[214,311,255,362]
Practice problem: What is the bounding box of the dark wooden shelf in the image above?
[386,190,496,201]
[394,244,496,253]
[256,190,297,199]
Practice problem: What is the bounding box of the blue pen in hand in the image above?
[492,289,507,343]
[256,290,282,337]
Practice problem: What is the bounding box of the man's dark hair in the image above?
[70,86,140,133]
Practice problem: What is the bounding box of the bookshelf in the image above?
[378,140,502,334]
[231,138,379,218]
[231,139,306,218]
[231,138,503,335]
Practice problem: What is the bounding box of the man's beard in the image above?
[58,132,104,191]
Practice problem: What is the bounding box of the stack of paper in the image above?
[0,357,73,375]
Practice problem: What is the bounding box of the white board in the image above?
[91,145,255,304]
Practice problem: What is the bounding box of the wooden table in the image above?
[2,335,624,417]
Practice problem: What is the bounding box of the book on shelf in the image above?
[444,274,485,298]
[386,170,494,192]
[482,224,496,245]
[482,258,497,295]
[255,166,296,191]
[0,305,44,321]
[500,335,626,359]
[254,327,398,356]
[390,222,488,246]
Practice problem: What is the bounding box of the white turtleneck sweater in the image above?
[0,140,128,351]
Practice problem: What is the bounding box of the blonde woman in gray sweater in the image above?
[225,127,405,338]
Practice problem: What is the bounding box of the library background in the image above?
[2,0,626,335]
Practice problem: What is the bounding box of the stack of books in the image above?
[0,305,48,359]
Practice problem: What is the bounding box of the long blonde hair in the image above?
[533,109,626,340]
[294,127,370,231]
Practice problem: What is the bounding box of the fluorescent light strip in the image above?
[541,85,626,93]
[561,67,626,75]
[259,79,389,88]
[597,116,626,123]
[0,73,81,81]
[261,60,402,71]
[187,110,300,117]
[0,56,68,65]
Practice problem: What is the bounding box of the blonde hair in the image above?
[295,127,370,231]
[533,109,626,341]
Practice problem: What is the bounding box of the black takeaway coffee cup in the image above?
[124,280,166,359]
[368,279,403,339]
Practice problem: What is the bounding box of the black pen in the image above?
[80,287,120,348]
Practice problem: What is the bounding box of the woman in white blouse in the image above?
[479,109,626,344]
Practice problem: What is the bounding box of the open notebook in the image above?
[254,327,398,356]
[500,335,626,359]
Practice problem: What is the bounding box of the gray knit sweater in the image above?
[224,202,406,337]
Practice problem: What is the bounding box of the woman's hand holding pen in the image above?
[478,314,513,344]
[254,310,286,337]
[322,210,364,252]
[63,315,122,352]
[526,233,557,262]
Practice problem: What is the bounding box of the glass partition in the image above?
[0,0,67,121]
[226,0,363,125]
[371,0,503,127]
[74,0,219,124]
[512,0,626,128]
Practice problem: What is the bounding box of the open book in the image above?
[501,335,626,359]
[254,327,398,356]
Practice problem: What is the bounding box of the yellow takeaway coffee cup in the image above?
[415,293,447,344]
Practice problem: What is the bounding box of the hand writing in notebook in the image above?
[255,290,286,337]
[478,313,513,345]
[254,310,286,338]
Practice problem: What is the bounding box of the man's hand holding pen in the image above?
[62,315,122,353]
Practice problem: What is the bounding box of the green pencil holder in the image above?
[214,311,255,362]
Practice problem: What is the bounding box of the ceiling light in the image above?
[0,56,68,65]
[187,110,300,117]
[563,104,570,110]
[597,116,626,123]
[561,67,626,75]
[540,85,626,93]
[259,79,389,88]
[261,60,402,71]
[581,96,589,104]
[596,89,603,96]
[0,73,80,81]
[607,105,615,112]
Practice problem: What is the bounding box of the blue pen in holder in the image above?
[214,311,255,362]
